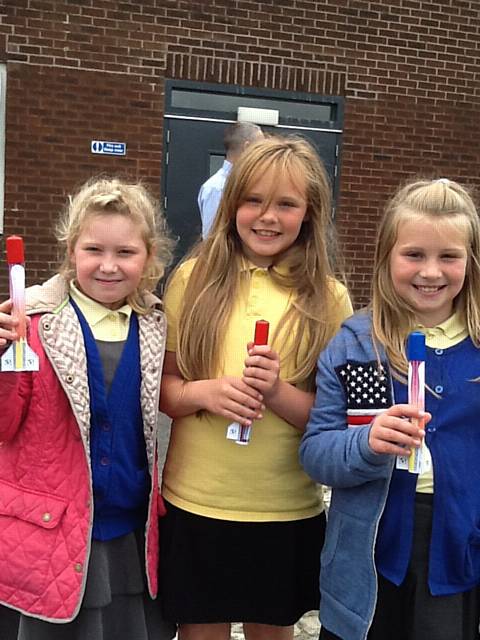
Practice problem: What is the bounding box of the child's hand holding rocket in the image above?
[242,342,280,400]
[0,299,19,350]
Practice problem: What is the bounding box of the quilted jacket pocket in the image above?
[0,478,67,529]
[0,479,68,597]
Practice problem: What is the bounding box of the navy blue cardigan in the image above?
[72,300,149,541]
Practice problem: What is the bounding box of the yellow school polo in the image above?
[163,259,353,521]
[70,281,132,341]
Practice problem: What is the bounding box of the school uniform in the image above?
[300,310,480,640]
[160,258,352,625]
[0,277,174,640]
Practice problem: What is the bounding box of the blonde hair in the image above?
[56,176,173,314]
[372,177,480,374]
[175,135,346,388]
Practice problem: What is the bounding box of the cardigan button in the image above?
[74,563,83,573]
[42,513,51,523]
[66,374,74,383]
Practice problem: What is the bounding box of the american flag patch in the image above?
[335,360,392,426]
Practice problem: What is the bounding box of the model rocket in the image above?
[396,331,431,474]
[0,236,39,372]
[236,320,270,445]
[226,319,270,446]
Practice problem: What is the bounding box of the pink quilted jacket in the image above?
[0,275,169,622]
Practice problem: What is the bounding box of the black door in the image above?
[163,118,340,264]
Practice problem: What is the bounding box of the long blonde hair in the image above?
[372,177,480,374]
[56,176,173,314]
[175,136,345,388]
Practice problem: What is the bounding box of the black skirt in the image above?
[159,501,324,626]
[0,530,176,640]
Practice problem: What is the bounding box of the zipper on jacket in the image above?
[363,374,397,639]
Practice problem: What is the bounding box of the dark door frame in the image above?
[163,78,344,211]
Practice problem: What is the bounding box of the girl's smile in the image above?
[252,229,281,238]
[390,215,468,327]
[236,166,308,267]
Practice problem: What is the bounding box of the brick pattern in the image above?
[1,63,165,291]
[166,52,347,95]
[1,0,480,306]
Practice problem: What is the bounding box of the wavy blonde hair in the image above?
[372,177,480,374]
[56,176,173,314]
[175,136,346,389]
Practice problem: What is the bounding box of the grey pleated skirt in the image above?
[0,530,176,640]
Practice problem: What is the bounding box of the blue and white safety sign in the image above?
[91,141,126,156]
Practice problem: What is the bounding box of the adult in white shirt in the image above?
[198,121,263,238]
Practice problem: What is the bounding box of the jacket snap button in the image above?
[42,512,51,523]
[74,563,83,573]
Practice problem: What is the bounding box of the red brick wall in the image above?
[1,0,480,307]
[3,64,165,289]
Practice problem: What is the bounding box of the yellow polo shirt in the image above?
[69,281,132,341]
[416,311,468,494]
[162,259,353,521]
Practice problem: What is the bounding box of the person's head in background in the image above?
[224,122,264,164]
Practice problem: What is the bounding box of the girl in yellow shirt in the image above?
[159,136,353,640]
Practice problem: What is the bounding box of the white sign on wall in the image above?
[91,140,126,156]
